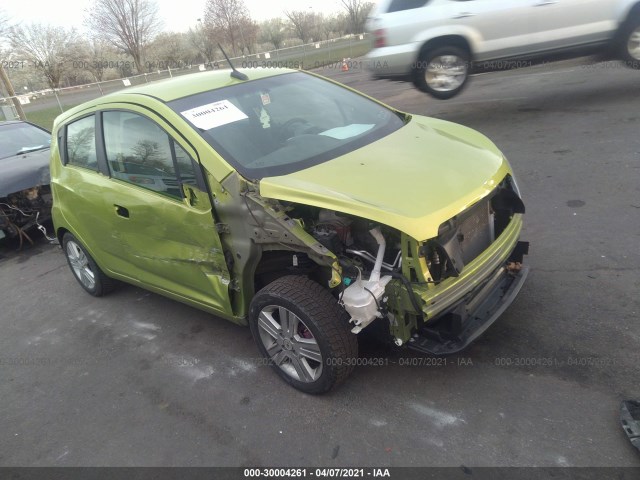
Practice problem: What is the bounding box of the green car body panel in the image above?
[259,115,510,241]
[51,68,526,348]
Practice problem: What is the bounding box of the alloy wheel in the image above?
[426,55,468,92]
[66,240,96,290]
[257,305,323,383]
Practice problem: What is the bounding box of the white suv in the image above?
[366,0,640,99]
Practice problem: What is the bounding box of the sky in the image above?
[3,0,348,32]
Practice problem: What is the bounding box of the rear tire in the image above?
[249,276,358,394]
[62,233,116,297]
[414,46,470,99]
[621,17,640,68]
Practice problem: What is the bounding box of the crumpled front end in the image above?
[383,176,529,353]
[0,185,53,244]
[261,171,528,354]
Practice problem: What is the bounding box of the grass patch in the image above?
[241,38,371,71]
[24,104,80,131]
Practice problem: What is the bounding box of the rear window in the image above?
[387,0,429,13]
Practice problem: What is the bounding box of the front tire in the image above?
[249,276,358,394]
[62,233,116,297]
[414,46,470,99]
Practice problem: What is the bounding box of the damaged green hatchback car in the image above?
[51,68,528,393]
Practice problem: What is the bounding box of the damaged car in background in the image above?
[0,120,52,247]
[51,67,528,393]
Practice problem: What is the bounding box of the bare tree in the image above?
[204,0,251,56]
[87,39,116,81]
[132,140,162,164]
[74,38,118,82]
[341,0,375,34]
[333,13,349,38]
[85,0,161,74]
[148,32,198,70]
[259,18,286,50]
[237,17,258,54]
[8,24,79,88]
[319,14,336,42]
[67,127,95,166]
[284,10,316,44]
[188,22,221,63]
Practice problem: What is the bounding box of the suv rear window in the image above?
[387,0,429,13]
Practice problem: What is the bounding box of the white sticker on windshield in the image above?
[180,100,248,130]
[320,124,375,140]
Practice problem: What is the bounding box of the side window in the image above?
[174,143,198,186]
[102,111,182,199]
[66,116,98,170]
[387,0,429,13]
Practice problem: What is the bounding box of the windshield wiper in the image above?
[16,145,49,155]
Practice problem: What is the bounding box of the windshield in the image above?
[168,72,405,179]
[0,122,51,159]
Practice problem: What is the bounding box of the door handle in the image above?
[115,205,129,218]
[535,1,558,6]
[452,12,476,19]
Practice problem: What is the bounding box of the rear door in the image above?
[525,0,619,52]
[438,0,541,61]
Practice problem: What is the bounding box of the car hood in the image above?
[259,116,512,241]
[0,148,51,198]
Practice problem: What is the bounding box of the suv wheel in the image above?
[249,276,358,394]
[622,18,640,67]
[414,46,470,99]
[62,233,116,297]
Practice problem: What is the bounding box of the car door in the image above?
[437,0,541,61]
[374,0,538,60]
[525,0,619,52]
[95,106,234,316]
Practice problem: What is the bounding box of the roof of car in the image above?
[54,67,295,128]
[122,67,294,101]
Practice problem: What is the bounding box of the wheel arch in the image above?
[415,35,473,71]
[252,249,335,295]
[616,2,640,38]
[56,226,70,246]
[621,1,640,24]
[613,1,640,60]
[57,227,111,277]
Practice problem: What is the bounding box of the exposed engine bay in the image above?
[0,185,53,246]
[309,209,399,334]
[264,176,524,337]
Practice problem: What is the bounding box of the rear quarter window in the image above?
[66,116,98,171]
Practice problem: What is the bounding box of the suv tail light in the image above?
[374,29,386,48]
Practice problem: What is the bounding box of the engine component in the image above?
[312,228,342,253]
[310,210,355,256]
[345,248,402,271]
[340,227,392,334]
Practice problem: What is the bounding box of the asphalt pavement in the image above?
[1,57,639,467]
